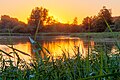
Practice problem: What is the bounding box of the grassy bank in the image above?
[71,32,120,38]
[0,32,120,38]
[38,32,120,38]
[0,32,70,36]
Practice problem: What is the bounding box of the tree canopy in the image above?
[82,6,113,32]
[28,7,48,29]
[0,15,26,33]
[0,6,119,33]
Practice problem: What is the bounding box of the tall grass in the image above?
[0,37,120,80]
[0,20,120,80]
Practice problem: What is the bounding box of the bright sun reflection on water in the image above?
[0,42,32,64]
[1,37,94,61]
[0,36,117,62]
[42,38,87,58]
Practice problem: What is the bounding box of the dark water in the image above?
[0,36,119,61]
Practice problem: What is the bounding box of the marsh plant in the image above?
[0,36,120,80]
[0,19,120,80]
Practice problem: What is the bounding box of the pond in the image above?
[0,36,119,62]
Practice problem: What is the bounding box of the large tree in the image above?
[96,6,112,31]
[28,7,48,34]
[72,17,78,25]
[98,6,112,24]
[0,15,26,33]
[84,6,113,32]
[82,16,92,32]
[114,16,120,31]
[0,15,19,29]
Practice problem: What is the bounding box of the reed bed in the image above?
[0,19,120,80]
[0,37,120,80]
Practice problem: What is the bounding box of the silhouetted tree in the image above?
[99,6,112,24]
[114,16,120,31]
[28,7,48,34]
[0,15,18,29]
[12,21,27,33]
[96,6,112,31]
[82,6,113,32]
[0,15,26,33]
[82,16,92,32]
[45,16,58,25]
[72,17,78,25]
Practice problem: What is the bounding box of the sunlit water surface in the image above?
[0,36,119,62]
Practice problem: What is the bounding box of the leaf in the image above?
[6,45,31,57]
[29,36,36,44]
[43,47,50,54]
[0,49,13,58]
[80,72,120,80]
[29,37,50,54]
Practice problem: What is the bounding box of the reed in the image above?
[0,37,120,80]
[0,20,120,80]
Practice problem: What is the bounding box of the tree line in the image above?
[0,6,120,34]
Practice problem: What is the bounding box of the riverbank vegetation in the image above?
[0,5,120,80]
[0,32,120,39]
[0,36,120,80]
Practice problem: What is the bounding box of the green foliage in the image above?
[0,36,120,80]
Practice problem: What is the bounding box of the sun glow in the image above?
[0,0,120,24]
[49,12,64,23]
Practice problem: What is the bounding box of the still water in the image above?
[0,36,118,61]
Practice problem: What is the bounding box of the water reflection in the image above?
[42,39,87,58]
[0,36,118,61]
[0,42,32,62]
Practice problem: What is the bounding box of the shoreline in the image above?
[0,32,120,38]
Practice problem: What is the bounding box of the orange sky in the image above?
[0,0,120,24]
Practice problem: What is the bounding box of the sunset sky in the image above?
[0,0,120,24]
